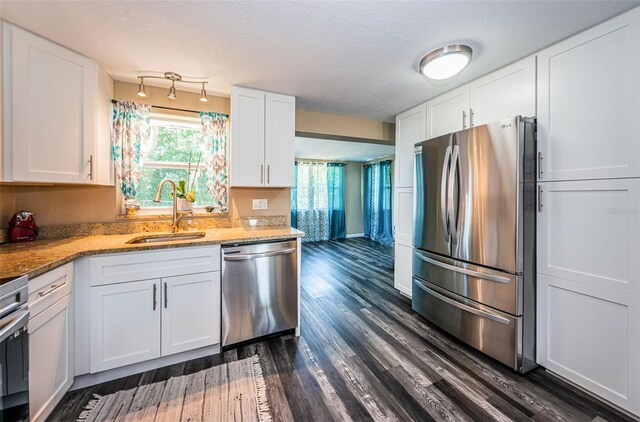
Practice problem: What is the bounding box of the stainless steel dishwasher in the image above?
[221,240,298,347]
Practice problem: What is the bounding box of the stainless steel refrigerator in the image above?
[412,116,537,373]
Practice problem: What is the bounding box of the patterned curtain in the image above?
[292,161,329,242]
[200,112,229,213]
[364,160,393,244]
[111,101,151,205]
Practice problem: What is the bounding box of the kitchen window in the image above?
[135,115,212,212]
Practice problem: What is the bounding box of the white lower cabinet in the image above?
[89,271,220,373]
[29,294,74,422]
[90,279,161,373]
[394,187,414,297]
[161,272,220,356]
[537,274,640,415]
[537,179,640,416]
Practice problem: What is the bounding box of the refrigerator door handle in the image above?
[440,145,452,243]
[448,144,460,244]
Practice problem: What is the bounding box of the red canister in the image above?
[8,211,39,242]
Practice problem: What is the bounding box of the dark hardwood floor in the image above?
[49,238,631,421]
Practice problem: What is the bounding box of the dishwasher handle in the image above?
[223,247,296,261]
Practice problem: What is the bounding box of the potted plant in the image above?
[173,152,201,212]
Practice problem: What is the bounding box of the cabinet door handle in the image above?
[38,283,64,297]
[469,108,474,127]
[164,282,168,309]
[462,110,467,129]
[537,152,544,180]
[267,165,270,184]
[153,284,157,310]
[88,155,94,180]
[260,164,264,184]
[538,185,544,212]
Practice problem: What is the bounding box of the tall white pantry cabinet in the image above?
[535,7,640,416]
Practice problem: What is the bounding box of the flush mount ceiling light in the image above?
[420,44,472,80]
[136,71,208,102]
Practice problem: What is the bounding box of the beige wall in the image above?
[296,109,395,142]
[345,162,363,236]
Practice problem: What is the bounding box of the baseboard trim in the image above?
[71,344,220,390]
[346,233,365,238]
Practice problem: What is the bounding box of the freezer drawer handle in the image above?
[224,248,296,261]
[417,281,510,325]
[415,252,511,284]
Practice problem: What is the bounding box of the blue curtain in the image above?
[364,160,393,244]
[291,161,298,228]
[327,163,346,239]
[363,164,373,238]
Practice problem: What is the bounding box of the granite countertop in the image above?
[0,226,304,281]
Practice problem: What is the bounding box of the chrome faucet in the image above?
[153,178,186,233]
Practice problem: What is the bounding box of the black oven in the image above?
[0,275,29,422]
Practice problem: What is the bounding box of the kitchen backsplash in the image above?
[0,215,288,243]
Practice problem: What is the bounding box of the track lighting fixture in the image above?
[135,72,209,101]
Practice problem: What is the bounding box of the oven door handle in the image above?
[0,308,29,343]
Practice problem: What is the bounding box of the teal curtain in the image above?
[200,112,229,213]
[291,161,298,228]
[327,163,346,239]
[364,160,393,244]
[111,101,151,206]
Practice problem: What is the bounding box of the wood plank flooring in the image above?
[49,238,632,421]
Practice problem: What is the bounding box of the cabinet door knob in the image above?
[88,155,94,180]
[462,110,467,129]
[267,165,270,184]
[260,164,264,184]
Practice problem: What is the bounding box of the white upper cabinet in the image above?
[264,92,296,187]
[426,55,536,140]
[469,56,536,126]
[230,87,265,186]
[230,86,295,187]
[395,103,426,188]
[537,8,640,181]
[426,85,469,140]
[2,22,113,185]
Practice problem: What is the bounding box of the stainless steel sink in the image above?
[126,232,206,244]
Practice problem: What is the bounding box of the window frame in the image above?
[132,113,209,216]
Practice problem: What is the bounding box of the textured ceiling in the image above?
[1,1,638,122]
[296,137,395,162]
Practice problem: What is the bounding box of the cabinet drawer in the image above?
[29,263,73,318]
[89,246,221,287]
